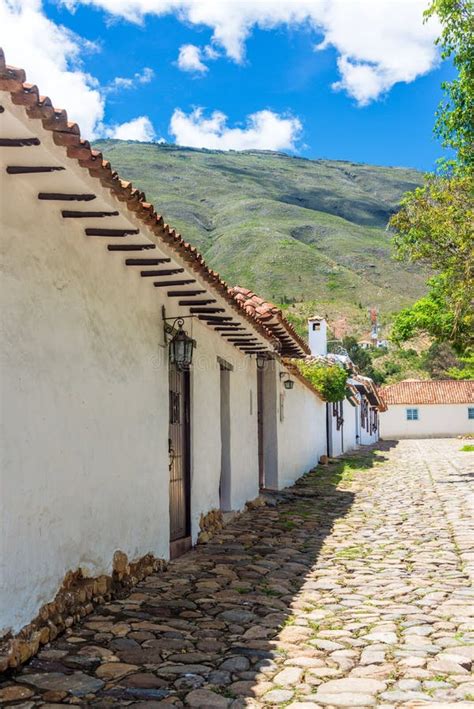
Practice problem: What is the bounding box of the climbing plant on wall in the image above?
[295,360,348,402]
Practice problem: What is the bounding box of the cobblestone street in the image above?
[1,439,473,708]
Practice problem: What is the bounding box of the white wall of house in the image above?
[343,400,358,452]
[275,362,326,489]
[190,323,259,534]
[328,404,343,458]
[0,97,262,636]
[0,178,262,634]
[381,403,474,439]
[0,165,171,636]
[360,408,379,446]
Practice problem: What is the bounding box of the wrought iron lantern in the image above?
[256,354,266,370]
[280,371,295,389]
[169,319,194,370]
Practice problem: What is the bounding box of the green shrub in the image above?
[296,360,348,402]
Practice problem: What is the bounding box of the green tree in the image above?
[424,0,474,174]
[447,353,474,379]
[340,336,376,379]
[390,0,474,357]
[423,341,461,378]
[390,273,473,353]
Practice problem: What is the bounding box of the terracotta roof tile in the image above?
[380,380,474,405]
[229,286,310,357]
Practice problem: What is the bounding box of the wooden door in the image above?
[169,363,191,557]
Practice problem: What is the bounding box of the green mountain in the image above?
[94,140,426,333]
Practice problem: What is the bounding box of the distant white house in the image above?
[307,317,386,456]
[380,380,474,439]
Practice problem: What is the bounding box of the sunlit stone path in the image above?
[1,439,473,708]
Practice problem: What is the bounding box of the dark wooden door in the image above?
[169,363,191,554]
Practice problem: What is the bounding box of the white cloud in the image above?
[177,44,208,73]
[169,108,301,151]
[105,115,156,141]
[62,0,440,104]
[0,1,157,141]
[108,66,155,91]
[0,0,104,138]
[319,0,441,105]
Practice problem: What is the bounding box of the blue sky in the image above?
[1,0,453,171]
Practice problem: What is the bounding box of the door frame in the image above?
[257,368,265,489]
[169,363,192,560]
[257,360,278,490]
[219,358,232,511]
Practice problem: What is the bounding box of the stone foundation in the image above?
[197,508,224,544]
[0,551,166,672]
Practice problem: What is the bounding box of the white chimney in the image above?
[308,316,327,356]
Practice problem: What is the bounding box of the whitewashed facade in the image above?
[0,54,329,666]
[380,381,474,439]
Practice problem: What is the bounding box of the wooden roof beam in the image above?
[7,166,64,174]
[167,290,206,297]
[85,228,139,237]
[178,299,216,306]
[141,268,184,277]
[62,210,119,218]
[154,279,196,287]
[0,137,40,147]
[39,193,96,201]
[108,244,156,251]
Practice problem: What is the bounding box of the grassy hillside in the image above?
[94,141,427,336]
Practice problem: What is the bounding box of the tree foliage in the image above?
[424,0,474,174]
[423,340,461,378]
[296,360,348,402]
[447,353,474,379]
[389,0,474,361]
[390,274,473,353]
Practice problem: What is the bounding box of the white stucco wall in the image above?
[329,407,343,458]
[360,416,378,445]
[0,97,262,636]
[276,363,326,489]
[0,184,261,634]
[343,400,358,452]
[380,403,474,439]
[189,324,259,537]
[0,157,170,636]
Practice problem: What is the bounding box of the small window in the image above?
[406,408,419,421]
[468,407,474,420]
[312,322,321,331]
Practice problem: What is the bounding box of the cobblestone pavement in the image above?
[1,439,473,708]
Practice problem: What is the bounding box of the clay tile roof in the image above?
[228,286,310,357]
[0,49,279,348]
[380,380,474,406]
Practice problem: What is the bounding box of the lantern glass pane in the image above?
[185,339,193,364]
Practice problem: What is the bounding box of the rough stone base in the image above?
[0,550,166,672]
[197,508,224,544]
